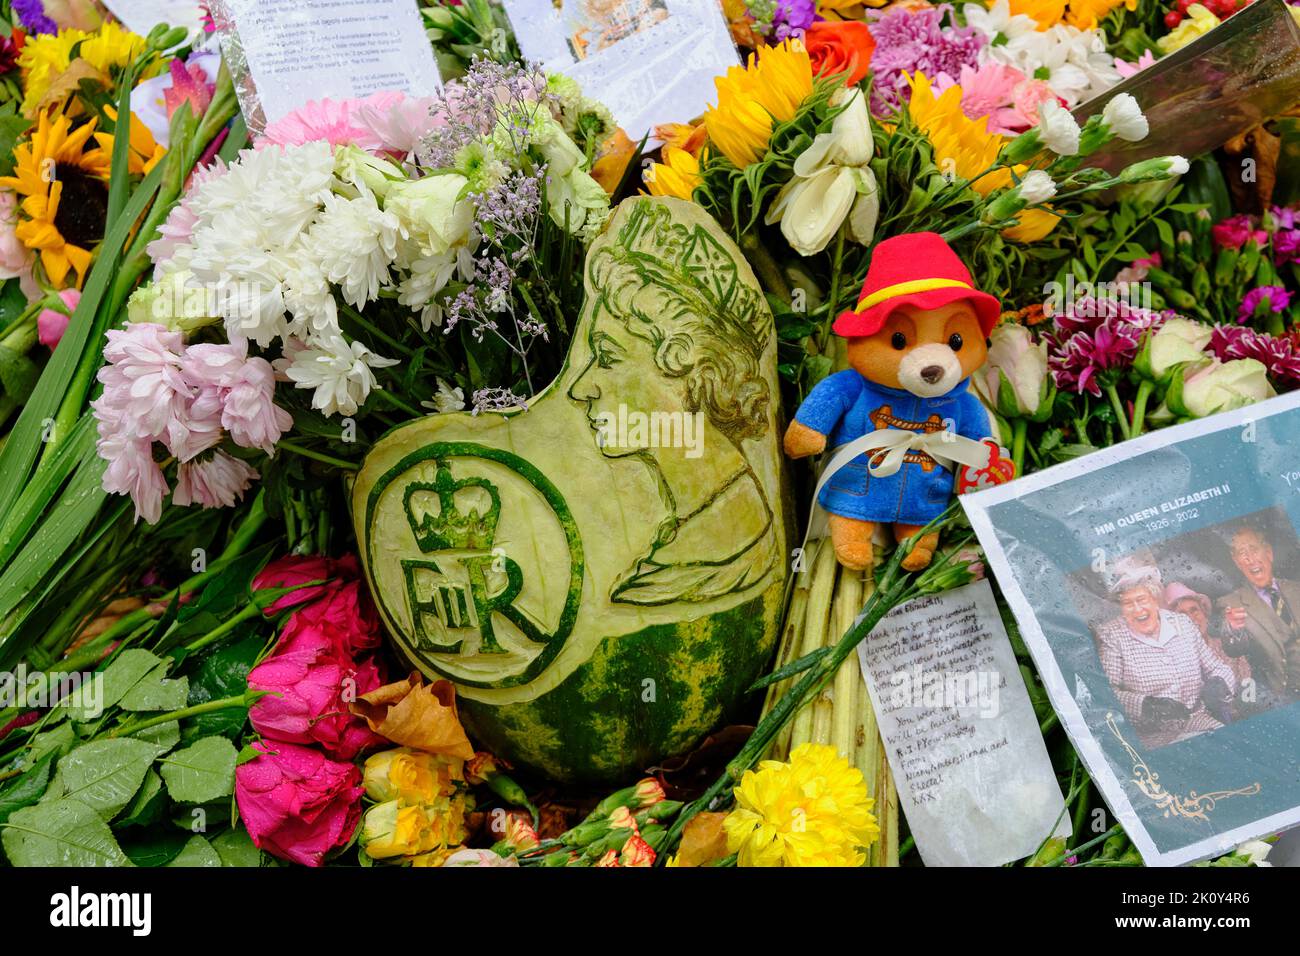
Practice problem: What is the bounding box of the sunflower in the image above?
[905,73,1060,243]
[18,22,158,116]
[703,40,814,168]
[906,72,1008,194]
[0,109,111,286]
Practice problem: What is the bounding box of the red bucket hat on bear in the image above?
[833,232,1001,338]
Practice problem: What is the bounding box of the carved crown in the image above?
[404,464,500,552]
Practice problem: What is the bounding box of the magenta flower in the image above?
[1272,228,1300,265]
[1047,296,1171,396]
[1238,285,1293,323]
[1211,214,1268,250]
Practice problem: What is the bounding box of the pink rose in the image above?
[248,630,384,759]
[254,554,363,614]
[0,191,35,295]
[38,289,81,349]
[235,741,364,867]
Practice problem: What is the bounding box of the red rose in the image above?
[804,21,876,88]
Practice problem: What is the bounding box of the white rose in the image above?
[1175,358,1274,418]
[974,323,1050,418]
[1138,317,1212,382]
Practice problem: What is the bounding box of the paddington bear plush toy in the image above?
[785,232,1014,572]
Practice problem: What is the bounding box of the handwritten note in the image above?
[501,0,738,142]
[212,0,441,131]
[857,579,1069,866]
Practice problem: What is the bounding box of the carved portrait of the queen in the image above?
[567,200,778,605]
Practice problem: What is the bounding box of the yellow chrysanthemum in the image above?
[906,72,1011,196]
[1006,0,1067,28]
[645,146,703,201]
[704,40,814,169]
[0,110,111,287]
[19,22,160,116]
[723,743,879,867]
[1065,0,1137,30]
[95,107,168,176]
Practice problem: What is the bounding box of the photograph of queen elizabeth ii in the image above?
[1074,507,1299,751]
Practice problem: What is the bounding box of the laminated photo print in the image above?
[963,390,1300,866]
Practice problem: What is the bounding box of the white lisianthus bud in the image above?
[972,323,1054,420]
[1036,100,1081,156]
[1018,170,1058,205]
[1101,93,1149,142]
[1134,317,1212,384]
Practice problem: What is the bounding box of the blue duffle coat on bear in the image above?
[794,370,993,526]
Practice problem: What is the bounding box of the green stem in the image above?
[108,692,258,738]
[1104,383,1131,441]
[340,302,414,358]
[739,233,792,305]
[1011,417,1028,477]
[1130,379,1153,437]
[276,440,359,472]
[1042,824,1123,867]
[184,603,262,655]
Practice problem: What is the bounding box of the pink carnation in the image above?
[234,741,363,867]
[1212,214,1268,250]
[352,91,443,157]
[172,450,259,509]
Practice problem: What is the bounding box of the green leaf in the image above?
[120,827,189,867]
[165,834,223,868]
[0,345,38,398]
[1,797,133,866]
[0,752,55,826]
[0,114,32,178]
[159,736,237,804]
[131,720,180,753]
[118,769,168,828]
[54,738,162,820]
[22,722,77,771]
[212,826,262,867]
[58,647,162,721]
[185,634,261,740]
[119,664,189,712]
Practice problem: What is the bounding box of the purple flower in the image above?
[1209,325,1300,386]
[773,0,816,41]
[12,0,56,35]
[1238,285,1293,323]
[1268,205,1298,231]
[868,6,984,117]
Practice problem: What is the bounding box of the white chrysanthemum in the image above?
[1018,170,1058,204]
[307,188,402,308]
[282,248,340,338]
[189,141,336,237]
[1036,100,1081,156]
[281,333,399,417]
[1101,93,1149,142]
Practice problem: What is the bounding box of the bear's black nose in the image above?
[920,365,944,384]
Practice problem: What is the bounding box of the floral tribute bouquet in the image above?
[0,0,1296,872]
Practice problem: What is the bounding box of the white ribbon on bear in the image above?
[811,428,993,507]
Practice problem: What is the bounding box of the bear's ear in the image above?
[986,338,992,349]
